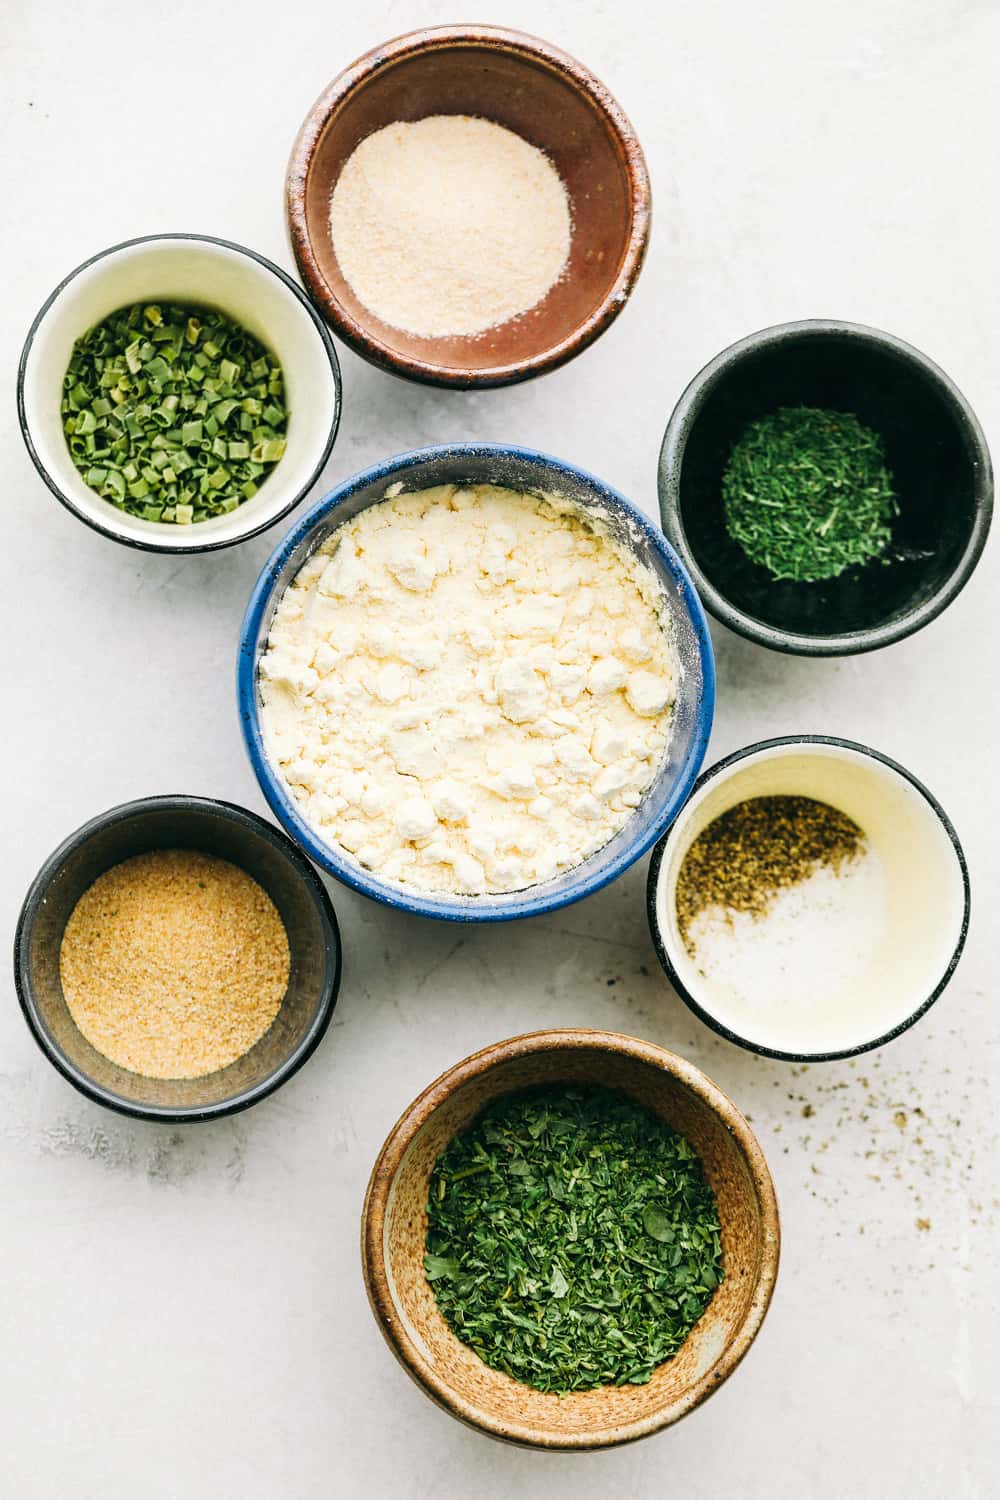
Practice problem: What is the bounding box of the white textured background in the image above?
[3,3,998,1496]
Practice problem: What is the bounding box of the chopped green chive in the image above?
[61,301,288,525]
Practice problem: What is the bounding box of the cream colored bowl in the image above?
[18,233,341,552]
[648,736,969,1060]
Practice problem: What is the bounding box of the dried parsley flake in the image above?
[425,1084,723,1394]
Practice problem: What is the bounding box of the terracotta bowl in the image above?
[286,26,651,388]
[362,1030,779,1448]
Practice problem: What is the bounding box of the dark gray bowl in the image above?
[658,320,993,655]
[14,796,341,1121]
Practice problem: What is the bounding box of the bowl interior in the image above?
[21,238,339,549]
[666,329,985,642]
[654,743,967,1056]
[241,447,713,921]
[17,802,338,1115]
[367,1040,777,1447]
[299,38,641,378]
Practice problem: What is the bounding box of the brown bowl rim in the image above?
[286,25,652,389]
[361,1028,781,1449]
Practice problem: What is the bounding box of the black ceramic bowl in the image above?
[14,796,341,1121]
[658,320,993,655]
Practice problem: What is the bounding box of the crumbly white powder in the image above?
[686,851,887,1019]
[328,116,571,338]
[259,484,676,895]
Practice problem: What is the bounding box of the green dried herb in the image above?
[722,405,897,581]
[61,302,288,524]
[425,1085,723,1394]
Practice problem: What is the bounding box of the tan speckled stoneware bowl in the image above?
[361,1030,779,1449]
[287,26,651,388]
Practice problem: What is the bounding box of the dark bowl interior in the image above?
[660,324,992,650]
[15,797,340,1119]
[291,30,648,384]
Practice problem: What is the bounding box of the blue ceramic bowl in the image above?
[238,444,715,922]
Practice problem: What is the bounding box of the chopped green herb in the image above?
[424,1085,723,1394]
[60,302,288,525]
[721,405,898,582]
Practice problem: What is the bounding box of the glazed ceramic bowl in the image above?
[18,234,342,553]
[14,796,341,1120]
[648,736,969,1061]
[658,320,993,655]
[362,1029,779,1449]
[238,443,715,922]
[286,25,651,388]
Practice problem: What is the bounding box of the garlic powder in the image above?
[329,116,571,339]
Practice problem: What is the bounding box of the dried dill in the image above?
[675,794,865,955]
[722,406,897,581]
[424,1084,723,1394]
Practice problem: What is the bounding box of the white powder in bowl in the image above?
[328,116,571,338]
[258,483,676,896]
[686,851,887,1022]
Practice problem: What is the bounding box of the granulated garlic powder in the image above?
[59,849,290,1080]
[329,115,571,338]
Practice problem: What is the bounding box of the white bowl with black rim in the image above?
[18,233,342,553]
[647,736,969,1061]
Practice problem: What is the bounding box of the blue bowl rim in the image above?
[17,231,343,556]
[238,442,716,922]
[645,734,971,1061]
[13,793,343,1121]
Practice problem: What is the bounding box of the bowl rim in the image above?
[237,441,716,922]
[17,231,343,555]
[285,23,652,389]
[360,1027,781,1449]
[13,793,342,1121]
[657,317,994,656]
[646,734,971,1062]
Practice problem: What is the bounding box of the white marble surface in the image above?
[3,3,998,1495]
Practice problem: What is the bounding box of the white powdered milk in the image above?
[329,116,571,338]
[259,483,676,895]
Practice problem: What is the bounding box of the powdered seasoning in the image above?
[676,795,865,952]
[329,115,571,338]
[59,849,290,1080]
